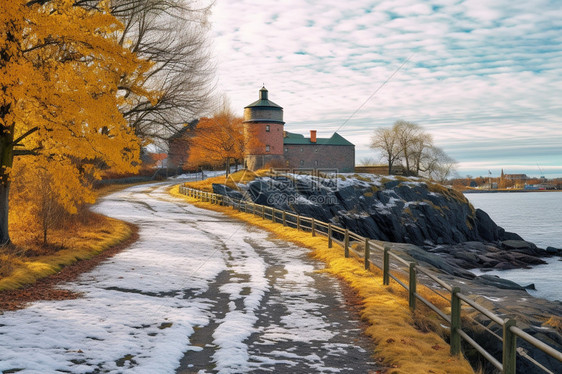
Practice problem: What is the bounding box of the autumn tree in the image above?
[370,120,456,180]
[187,111,245,177]
[0,0,154,245]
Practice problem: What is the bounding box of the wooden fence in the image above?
[179,186,562,374]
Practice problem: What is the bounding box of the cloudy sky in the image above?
[208,0,562,178]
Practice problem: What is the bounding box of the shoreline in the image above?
[462,189,561,194]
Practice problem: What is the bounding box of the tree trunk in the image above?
[0,115,15,246]
[0,123,14,246]
[225,157,230,177]
[0,182,10,245]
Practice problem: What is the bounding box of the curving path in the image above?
[0,182,383,373]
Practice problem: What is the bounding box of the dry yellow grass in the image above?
[170,185,475,374]
[0,215,132,291]
[183,169,271,192]
[0,183,139,292]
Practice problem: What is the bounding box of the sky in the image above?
[207,0,562,179]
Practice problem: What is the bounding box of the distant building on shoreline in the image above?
[243,87,355,172]
[501,169,528,181]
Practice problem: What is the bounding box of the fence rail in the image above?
[179,186,562,374]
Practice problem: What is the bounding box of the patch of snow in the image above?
[0,182,371,373]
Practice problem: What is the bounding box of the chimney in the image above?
[310,130,317,143]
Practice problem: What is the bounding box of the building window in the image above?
[265,125,270,132]
[300,160,304,166]
[265,145,270,152]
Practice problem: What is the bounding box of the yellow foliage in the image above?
[0,215,131,291]
[170,185,475,374]
[1,0,154,243]
[187,112,245,169]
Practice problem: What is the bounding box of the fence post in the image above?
[408,262,417,310]
[364,238,370,270]
[272,208,276,222]
[383,247,390,285]
[297,215,300,230]
[328,224,332,248]
[344,229,349,258]
[311,218,316,236]
[282,211,286,226]
[262,205,265,219]
[503,319,517,374]
[450,287,462,356]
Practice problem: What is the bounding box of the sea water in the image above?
[465,192,562,302]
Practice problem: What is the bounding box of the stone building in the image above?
[243,87,355,172]
[167,120,197,170]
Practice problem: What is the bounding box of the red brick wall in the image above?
[284,144,355,172]
[168,137,189,169]
[244,122,284,155]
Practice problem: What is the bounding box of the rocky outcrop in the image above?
[216,174,521,245]
[212,173,561,274]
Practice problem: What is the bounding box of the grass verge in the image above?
[0,215,133,292]
[183,169,272,192]
[0,183,141,293]
[170,185,475,374]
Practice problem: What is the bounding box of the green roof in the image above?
[245,87,282,109]
[245,99,282,109]
[283,131,354,146]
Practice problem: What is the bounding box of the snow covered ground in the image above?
[0,182,380,373]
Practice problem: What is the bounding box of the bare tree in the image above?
[370,120,456,180]
[110,0,214,147]
[369,126,402,174]
[393,120,426,175]
[358,156,377,166]
[419,146,457,182]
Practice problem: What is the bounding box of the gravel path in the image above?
[0,182,383,373]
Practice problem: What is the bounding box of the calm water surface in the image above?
[465,191,562,302]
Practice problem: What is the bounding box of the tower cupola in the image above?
[243,86,284,124]
[260,86,268,100]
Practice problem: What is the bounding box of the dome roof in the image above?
[244,86,283,109]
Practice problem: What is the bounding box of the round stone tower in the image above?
[243,86,285,170]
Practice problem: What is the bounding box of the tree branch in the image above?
[13,126,39,146]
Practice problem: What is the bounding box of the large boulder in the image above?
[231,174,512,246]
[213,173,552,271]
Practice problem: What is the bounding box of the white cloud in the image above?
[208,0,562,178]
